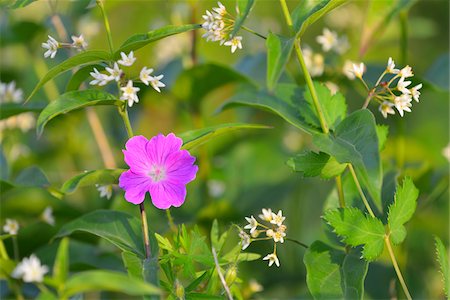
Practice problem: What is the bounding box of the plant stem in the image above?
[279,0,293,28]
[241,26,267,39]
[335,175,346,208]
[285,238,309,249]
[97,0,114,54]
[165,209,177,232]
[212,247,233,300]
[117,104,152,259]
[384,235,412,300]
[347,164,375,218]
[86,107,116,168]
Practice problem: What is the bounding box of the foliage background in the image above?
[1,0,448,298]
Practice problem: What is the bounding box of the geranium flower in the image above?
[119,133,198,209]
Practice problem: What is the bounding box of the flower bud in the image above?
[225,266,237,286]
[174,279,185,300]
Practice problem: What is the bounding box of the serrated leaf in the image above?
[172,63,253,112]
[324,207,385,261]
[435,236,449,297]
[55,210,145,258]
[155,233,174,252]
[230,0,255,38]
[62,270,160,298]
[116,24,201,55]
[303,82,347,131]
[219,84,321,134]
[287,151,346,179]
[376,125,389,151]
[36,89,120,136]
[266,33,294,91]
[387,177,418,244]
[27,50,111,101]
[292,0,346,38]
[0,102,44,120]
[313,110,382,209]
[179,123,270,151]
[60,169,125,194]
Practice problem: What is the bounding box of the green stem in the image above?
[384,235,412,300]
[335,175,345,208]
[165,209,177,232]
[241,25,267,39]
[279,0,293,28]
[12,236,19,262]
[347,164,375,218]
[117,105,134,138]
[285,238,308,249]
[97,0,114,54]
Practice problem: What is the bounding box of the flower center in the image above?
[148,165,166,182]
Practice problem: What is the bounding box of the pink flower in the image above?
[119,133,198,209]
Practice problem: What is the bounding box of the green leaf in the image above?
[36,89,120,136]
[230,0,255,38]
[36,291,58,300]
[155,233,174,252]
[27,50,111,101]
[287,151,346,179]
[324,207,385,261]
[179,123,270,151]
[376,125,389,151]
[172,63,253,112]
[15,166,50,188]
[185,271,210,293]
[303,82,347,131]
[9,0,35,8]
[425,54,449,91]
[60,169,125,194]
[116,24,201,55]
[341,249,369,299]
[292,0,346,38]
[66,64,104,92]
[53,238,69,287]
[434,236,449,298]
[304,241,343,299]
[387,177,418,244]
[55,210,145,258]
[266,33,294,91]
[62,270,160,298]
[0,102,44,120]
[219,84,321,134]
[313,110,382,209]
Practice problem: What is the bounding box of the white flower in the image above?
[239,230,251,250]
[89,68,111,86]
[272,229,286,243]
[96,184,113,199]
[442,143,450,162]
[410,83,422,102]
[12,254,49,283]
[249,279,264,292]
[42,35,59,59]
[148,74,166,93]
[334,35,350,54]
[105,62,122,82]
[212,1,227,17]
[258,208,272,222]
[316,28,338,52]
[379,101,395,118]
[71,34,88,50]
[139,67,154,86]
[352,62,365,78]
[266,229,274,237]
[120,80,140,107]
[0,81,23,103]
[244,216,258,233]
[224,36,242,53]
[270,210,286,226]
[399,65,413,78]
[324,82,339,95]
[342,60,356,80]
[118,51,136,66]
[394,94,412,117]
[207,180,225,198]
[303,47,324,77]
[397,77,412,94]
[250,229,260,238]
[41,206,55,226]
[3,219,19,235]
[386,57,399,74]
[263,253,280,267]
[201,10,216,30]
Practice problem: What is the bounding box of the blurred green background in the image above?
[1,0,448,298]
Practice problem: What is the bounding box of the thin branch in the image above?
[212,247,233,300]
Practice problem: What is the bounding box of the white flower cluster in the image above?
[351,57,422,118]
[12,254,48,283]
[42,34,88,59]
[89,51,165,107]
[0,81,34,136]
[240,208,287,267]
[201,2,243,53]
[3,219,19,235]
[303,27,349,77]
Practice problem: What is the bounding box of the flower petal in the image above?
[165,150,198,184]
[123,135,152,173]
[118,170,150,204]
[149,182,187,209]
[146,133,183,165]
